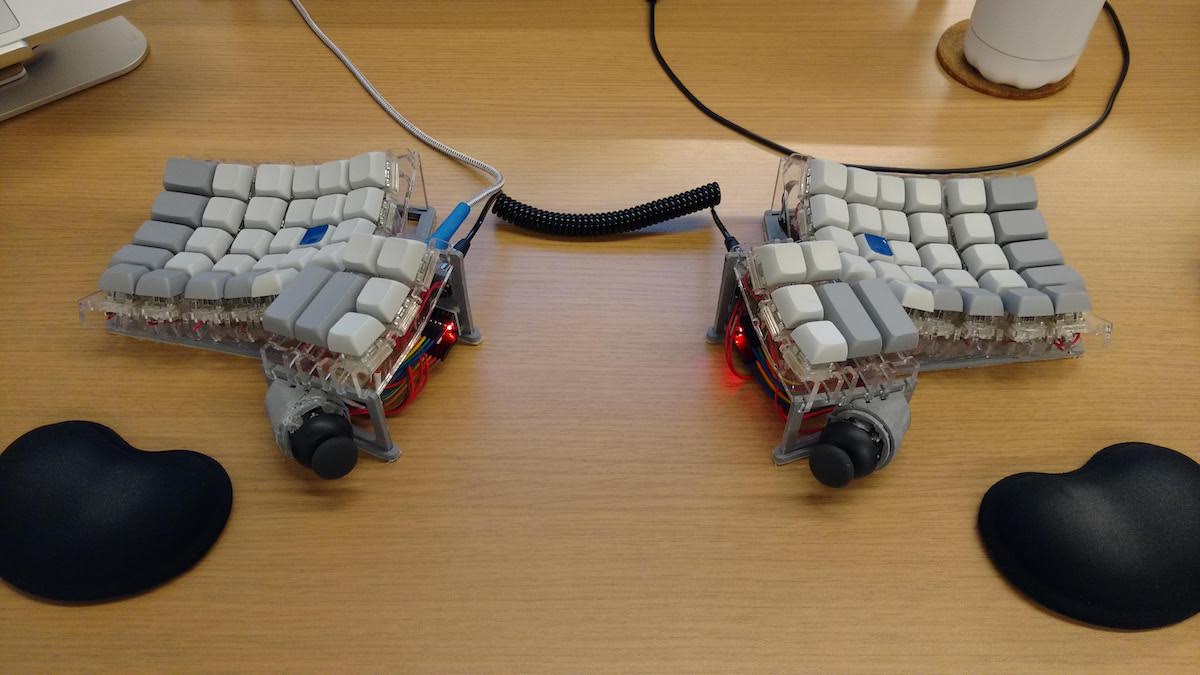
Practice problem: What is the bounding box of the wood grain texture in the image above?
[1,0,1198,671]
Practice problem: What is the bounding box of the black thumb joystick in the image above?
[265,381,359,480]
[289,412,358,480]
[808,421,883,488]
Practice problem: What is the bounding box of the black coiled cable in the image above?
[490,183,721,237]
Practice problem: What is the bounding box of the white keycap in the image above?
[185,227,234,261]
[978,269,1028,294]
[281,247,318,271]
[944,178,987,215]
[270,228,305,254]
[212,253,256,275]
[202,197,247,234]
[889,280,937,312]
[252,253,287,271]
[814,225,856,255]
[934,268,979,288]
[297,223,333,248]
[950,213,995,249]
[808,194,849,230]
[318,159,351,195]
[376,237,428,285]
[342,233,386,275]
[283,199,316,228]
[843,167,878,204]
[310,242,348,272]
[212,163,254,201]
[770,284,823,329]
[918,243,962,273]
[312,194,346,226]
[243,196,287,233]
[356,277,411,325]
[230,228,273,258]
[250,268,297,298]
[799,241,842,281]
[847,203,883,236]
[807,159,847,198]
[908,212,950,247]
[870,260,909,282]
[343,186,385,223]
[165,251,214,276]
[889,240,921,267]
[790,320,848,364]
[903,177,941,213]
[327,312,386,357]
[754,243,807,287]
[292,165,321,199]
[332,218,377,244]
[875,174,905,211]
[902,265,937,284]
[349,151,390,190]
[840,253,877,283]
[880,210,910,241]
[962,243,1009,277]
[855,234,893,263]
[254,164,294,200]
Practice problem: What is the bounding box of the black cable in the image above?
[710,207,740,251]
[647,0,1130,175]
[452,192,500,256]
[490,183,721,237]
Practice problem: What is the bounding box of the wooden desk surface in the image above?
[2,0,1197,670]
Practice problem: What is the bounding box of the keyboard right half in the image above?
[767,154,1111,369]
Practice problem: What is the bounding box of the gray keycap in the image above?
[815,282,883,358]
[1001,288,1054,317]
[985,176,1038,211]
[1043,285,1092,314]
[850,279,919,353]
[109,244,172,270]
[917,282,964,312]
[261,266,334,338]
[184,271,232,301]
[99,263,149,294]
[1003,239,1064,272]
[223,271,264,300]
[134,269,189,298]
[132,220,193,253]
[1020,264,1086,290]
[150,191,209,227]
[991,210,1049,245]
[959,288,1004,316]
[163,158,217,196]
[293,271,369,347]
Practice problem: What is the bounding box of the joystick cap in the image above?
[808,443,856,488]
[310,436,358,480]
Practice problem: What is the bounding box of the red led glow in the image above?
[733,325,747,352]
[442,321,458,344]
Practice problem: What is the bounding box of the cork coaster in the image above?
[936,20,1073,100]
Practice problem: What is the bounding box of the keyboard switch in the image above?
[943,178,986,215]
[903,177,941,213]
[806,159,847,198]
[770,284,823,329]
[815,282,882,358]
[212,163,254,201]
[847,203,883,236]
[151,191,208,228]
[185,228,234,261]
[808,194,849,230]
[283,199,316,228]
[950,213,995,249]
[350,151,390,190]
[243,196,287,233]
[814,225,856,255]
[851,278,919,352]
[328,312,386,357]
[917,243,962,274]
[254,164,294,200]
[357,277,411,325]
[844,167,878,204]
[880,210,910,241]
[875,175,905,211]
[839,253,876,283]
[162,158,216,196]
[343,187,385,223]
[133,220,193,253]
[230,228,273,258]
[790,321,848,364]
[962,243,1009,277]
[985,176,1038,211]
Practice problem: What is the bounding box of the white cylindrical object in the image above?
[964,0,1106,90]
